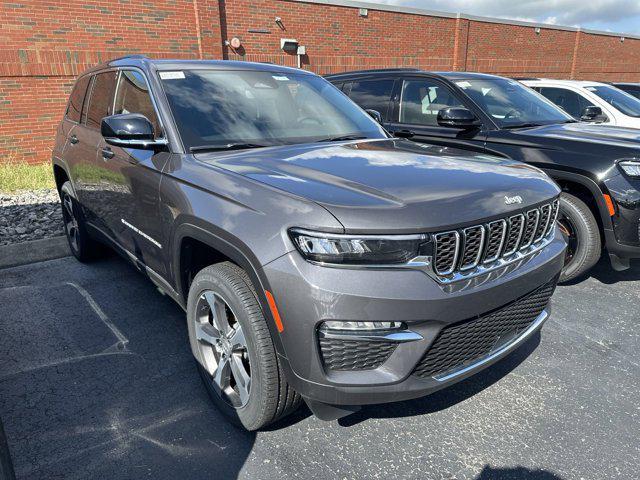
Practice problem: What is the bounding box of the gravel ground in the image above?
[0,190,63,246]
[0,254,638,480]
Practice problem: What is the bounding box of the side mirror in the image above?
[365,109,383,124]
[101,113,167,149]
[437,107,481,129]
[580,105,605,122]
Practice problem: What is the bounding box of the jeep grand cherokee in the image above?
[52,57,566,430]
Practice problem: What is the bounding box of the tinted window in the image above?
[159,70,386,149]
[85,71,117,129]
[66,76,90,123]
[454,77,573,127]
[348,79,394,118]
[586,85,640,117]
[619,87,640,100]
[399,79,465,126]
[537,87,594,119]
[114,70,161,137]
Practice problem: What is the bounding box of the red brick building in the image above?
[2,0,640,164]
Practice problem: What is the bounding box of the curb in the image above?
[0,236,70,270]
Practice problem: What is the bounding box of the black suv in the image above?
[53,57,565,429]
[326,70,640,281]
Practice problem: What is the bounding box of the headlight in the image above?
[289,228,429,265]
[618,159,640,177]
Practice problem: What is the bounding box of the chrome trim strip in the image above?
[483,219,507,264]
[433,308,550,382]
[290,228,427,242]
[318,327,423,343]
[434,230,460,276]
[460,225,486,271]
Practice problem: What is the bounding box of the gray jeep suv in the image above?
[52,56,566,430]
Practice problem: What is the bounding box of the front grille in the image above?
[431,199,559,278]
[319,337,397,370]
[413,279,557,379]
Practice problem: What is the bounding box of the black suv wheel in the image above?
[60,181,102,262]
[186,262,301,430]
[557,192,601,282]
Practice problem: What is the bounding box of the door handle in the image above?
[69,134,79,145]
[393,129,415,138]
[101,147,115,159]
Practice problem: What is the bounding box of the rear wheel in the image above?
[187,262,301,430]
[557,192,601,282]
[60,181,102,262]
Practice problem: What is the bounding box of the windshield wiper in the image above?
[190,143,271,153]
[318,135,368,142]
[501,123,543,130]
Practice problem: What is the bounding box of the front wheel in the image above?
[186,262,301,430]
[557,192,601,282]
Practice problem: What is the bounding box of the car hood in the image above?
[196,139,560,232]
[512,121,640,149]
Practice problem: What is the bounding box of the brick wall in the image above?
[2,0,640,164]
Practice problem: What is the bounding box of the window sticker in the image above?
[585,86,597,92]
[272,75,290,81]
[159,71,185,80]
[456,81,471,89]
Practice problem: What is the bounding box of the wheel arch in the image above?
[172,221,288,357]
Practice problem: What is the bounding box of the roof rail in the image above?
[107,54,150,62]
[326,67,422,76]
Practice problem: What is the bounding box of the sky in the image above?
[363,0,640,35]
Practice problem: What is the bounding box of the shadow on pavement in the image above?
[562,256,640,286]
[337,331,541,427]
[475,465,565,479]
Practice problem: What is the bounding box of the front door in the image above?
[96,69,169,277]
[385,77,488,153]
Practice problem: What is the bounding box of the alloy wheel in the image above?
[194,290,251,408]
[557,213,579,265]
[62,193,80,252]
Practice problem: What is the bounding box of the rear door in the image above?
[385,76,488,153]
[96,68,169,277]
[73,70,119,232]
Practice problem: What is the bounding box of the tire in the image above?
[60,181,102,262]
[557,192,601,282]
[187,262,301,430]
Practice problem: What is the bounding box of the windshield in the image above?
[158,69,387,149]
[586,85,640,117]
[453,77,574,128]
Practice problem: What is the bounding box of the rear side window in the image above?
[85,71,117,129]
[66,76,90,123]
[114,70,161,137]
[348,79,394,118]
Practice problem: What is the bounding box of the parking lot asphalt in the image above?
[0,253,638,480]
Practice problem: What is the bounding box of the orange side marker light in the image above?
[265,290,284,333]
[603,194,616,217]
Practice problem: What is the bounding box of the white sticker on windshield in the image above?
[272,75,289,81]
[159,71,185,80]
[455,81,471,88]
[585,86,596,91]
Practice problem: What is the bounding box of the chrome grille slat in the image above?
[459,226,486,271]
[503,214,525,256]
[431,199,558,280]
[534,204,552,243]
[520,209,540,250]
[434,231,460,276]
[483,219,507,264]
[545,199,560,237]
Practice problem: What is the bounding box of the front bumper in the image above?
[604,173,640,263]
[261,231,566,406]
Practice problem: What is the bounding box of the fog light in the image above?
[321,321,403,331]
